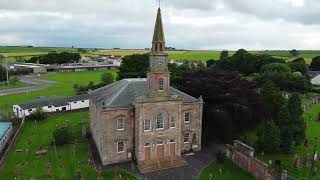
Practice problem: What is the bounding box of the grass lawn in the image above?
[0,111,137,180]
[198,160,254,180]
[0,69,117,113]
[256,103,320,179]
[0,81,25,90]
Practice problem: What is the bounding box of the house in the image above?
[172,59,205,67]
[0,122,13,155]
[13,94,89,118]
[89,8,203,173]
[308,71,320,85]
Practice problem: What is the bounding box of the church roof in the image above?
[89,78,198,108]
[152,8,165,43]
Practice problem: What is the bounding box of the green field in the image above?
[198,160,254,180]
[0,81,25,90]
[255,103,320,179]
[0,70,117,113]
[0,111,137,180]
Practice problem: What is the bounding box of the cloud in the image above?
[0,0,319,50]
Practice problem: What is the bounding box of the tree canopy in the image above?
[117,54,149,80]
[310,56,320,71]
[27,52,81,64]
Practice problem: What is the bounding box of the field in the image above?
[198,160,254,180]
[0,69,117,113]
[0,81,25,90]
[0,111,137,180]
[254,103,320,179]
[1,46,320,63]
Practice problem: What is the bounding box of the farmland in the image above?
[0,111,137,180]
[1,46,320,63]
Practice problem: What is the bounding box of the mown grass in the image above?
[0,111,137,180]
[0,81,25,90]
[0,69,118,113]
[198,160,254,180]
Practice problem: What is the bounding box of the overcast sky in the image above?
[0,0,319,50]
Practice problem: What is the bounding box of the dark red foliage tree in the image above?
[176,70,265,143]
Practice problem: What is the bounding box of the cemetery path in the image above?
[0,75,56,96]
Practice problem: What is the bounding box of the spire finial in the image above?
[158,0,161,8]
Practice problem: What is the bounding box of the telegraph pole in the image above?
[4,53,9,85]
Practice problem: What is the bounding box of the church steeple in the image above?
[151,8,166,53]
[147,7,170,97]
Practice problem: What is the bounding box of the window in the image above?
[117,141,124,153]
[159,78,164,91]
[48,106,52,108]
[144,119,151,131]
[184,112,191,123]
[184,133,190,143]
[170,117,176,128]
[28,109,32,112]
[156,113,164,129]
[155,44,158,51]
[73,101,77,104]
[81,100,85,102]
[170,139,175,143]
[117,119,124,130]
[145,143,150,147]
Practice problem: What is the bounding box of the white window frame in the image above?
[144,119,151,132]
[170,117,176,128]
[184,132,190,144]
[117,119,124,131]
[156,113,164,130]
[117,141,125,153]
[159,78,164,91]
[184,112,191,123]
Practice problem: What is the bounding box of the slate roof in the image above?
[17,94,89,110]
[0,122,12,141]
[308,71,320,79]
[90,78,198,108]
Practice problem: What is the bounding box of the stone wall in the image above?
[226,141,271,180]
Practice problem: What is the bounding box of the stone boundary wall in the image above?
[226,141,273,180]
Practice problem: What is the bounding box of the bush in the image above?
[256,120,281,152]
[53,126,70,146]
[27,108,48,121]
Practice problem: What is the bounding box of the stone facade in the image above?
[89,7,203,167]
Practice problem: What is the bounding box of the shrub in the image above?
[53,126,70,146]
[27,108,48,121]
[256,120,281,152]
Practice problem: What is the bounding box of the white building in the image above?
[0,122,13,155]
[13,94,89,118]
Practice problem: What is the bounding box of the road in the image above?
[0,75,56,96]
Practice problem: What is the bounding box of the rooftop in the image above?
[17,94,89,110]
[90,78,199,108]
[0,122,12,141]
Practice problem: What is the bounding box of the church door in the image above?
[144,146,151,161]
[156,142,164,160]
[169,139,175,156]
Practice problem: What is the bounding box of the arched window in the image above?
[159,78,164,91]
[156,113,164,129]
[159,44,163,52]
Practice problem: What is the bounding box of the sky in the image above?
[0,0,319,50]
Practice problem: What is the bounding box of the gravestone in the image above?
[293,155,301,168]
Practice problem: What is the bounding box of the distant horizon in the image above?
[0,1,320,50]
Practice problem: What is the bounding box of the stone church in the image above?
[89,7,203,172]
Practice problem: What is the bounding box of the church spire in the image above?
[152,8,165,43]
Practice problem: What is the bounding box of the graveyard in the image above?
[0,111,137,179]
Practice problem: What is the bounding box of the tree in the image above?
[206,59,217,68]
[310,56,320,71]
[101,72,114,86]
[289,49,299,57]
[220,50,229,60]
[26,108,48,121]
[260,81,286,119]
[287,94,306,145]
[176,70,265,143]
[289,58,308,75]
[0,65,6,81]
[27,52,81,64]
[117,54,149,80]
[261,63,291,74]
[256,120,281,152]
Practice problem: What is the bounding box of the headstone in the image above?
[281,170,288,180]
[292,154,298,167]
[293,155,301,168]
[304,139,309,147]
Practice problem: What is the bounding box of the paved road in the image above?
[0,75,56,96]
